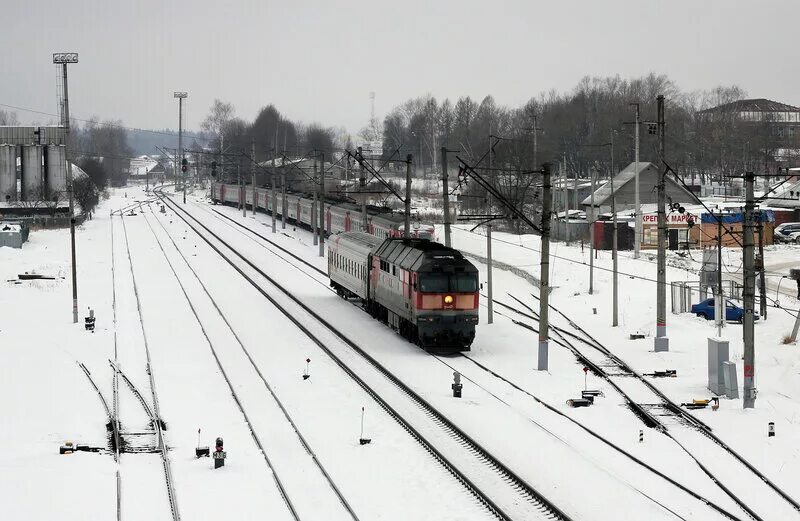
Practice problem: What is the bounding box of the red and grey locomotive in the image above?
[328,232,479,351]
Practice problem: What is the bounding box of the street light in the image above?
[54,52,79,324]
[174,91,188,203]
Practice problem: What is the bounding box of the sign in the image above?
[641,213,694,224]
[53,53,79,64]
[213,450,226,460]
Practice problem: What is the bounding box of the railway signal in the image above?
[181,157,188,173]
[213,436,226,468]
[211,161,217,177]
[452,371,463,398]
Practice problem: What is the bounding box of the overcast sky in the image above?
[4,0,798,136]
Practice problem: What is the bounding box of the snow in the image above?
[3,183,800,520]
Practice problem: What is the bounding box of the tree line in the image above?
[381,73,799,188]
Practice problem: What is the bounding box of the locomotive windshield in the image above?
[419,273,477,293]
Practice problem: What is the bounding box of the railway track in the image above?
[496,291,800,521]
[139,205,359,521]
[194,200,751,521]
[119,212,180,521]
[157,188,574,521]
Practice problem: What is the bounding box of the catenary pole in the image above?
[319,152,325,257]
[404,155,412,238]
[312,158,318,246]
[487,224,494,324]
[633,103,642,258]
[538,162,552,370]
[563,154,570,244]
[441,146,451,247]
[654,94,669,352]
[743,171,756,408]
[281,170,287,229]
[610,135,618,326]
[271,136,277,233]
[589,165,595,294]
[251,141,256,217]
[239,160,245,217]
[716,211,724,336]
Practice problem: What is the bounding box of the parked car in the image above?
[691,298,760,322]
[774,222,800,244]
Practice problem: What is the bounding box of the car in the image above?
[691,298,760,322]
[774,222,800,244]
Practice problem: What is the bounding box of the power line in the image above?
[0,102,199,139]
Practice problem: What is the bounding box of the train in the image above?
[328,232,479,351]
[211,182,436,240]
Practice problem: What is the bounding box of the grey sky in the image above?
[4,0,798,135]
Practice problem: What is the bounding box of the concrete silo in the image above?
[44,145,67,200]
[0,145,16,203]
[20,145,44,201]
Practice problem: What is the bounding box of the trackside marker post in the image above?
[303,358,311,380]
[359,407,371,445]
[213,436,226,468]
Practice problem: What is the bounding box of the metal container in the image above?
[20,145,43,201]
[45,145,67,199]
[0,145,16,202]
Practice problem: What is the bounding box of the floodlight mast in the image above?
[54,52,79,324]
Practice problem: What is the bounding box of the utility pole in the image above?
[239,160,245,217]
[717,211,724,337]
[441,146,451,247]
[487,131,493,213]
[174,91,187,204]
[251,141,256,217]
[654,95,669,352]
[319,151,325,257]
[54,52,79,324]
[757,216,767,320]
[404,155,412,238]
[359,147,367,232]
[632,103,642,258]
[563,154,570,244]
[487,223,494,324]
[313,158,318,246]
[610,134,618,327]
[538,162,552,371]
[589,165,595,294]
[281,170,287,229]
[271,136,277,233]
[743,171,757,409]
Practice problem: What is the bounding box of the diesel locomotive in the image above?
[328,232,479,351]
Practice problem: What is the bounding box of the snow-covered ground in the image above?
[3,183,800,520]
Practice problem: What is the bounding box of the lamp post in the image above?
[174,91,187,203]
[53,52,79,324]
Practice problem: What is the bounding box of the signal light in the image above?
[444,295,454,305]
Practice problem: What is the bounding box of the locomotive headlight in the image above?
[444,295,454,305]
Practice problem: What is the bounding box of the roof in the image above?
[581,161,696,207]
[700,98,800,114]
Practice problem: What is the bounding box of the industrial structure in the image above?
[0,126,69,210]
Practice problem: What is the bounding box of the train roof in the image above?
[374,238,477,273]
[332,231,384,252]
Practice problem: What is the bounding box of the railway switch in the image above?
[452,371,463,398]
